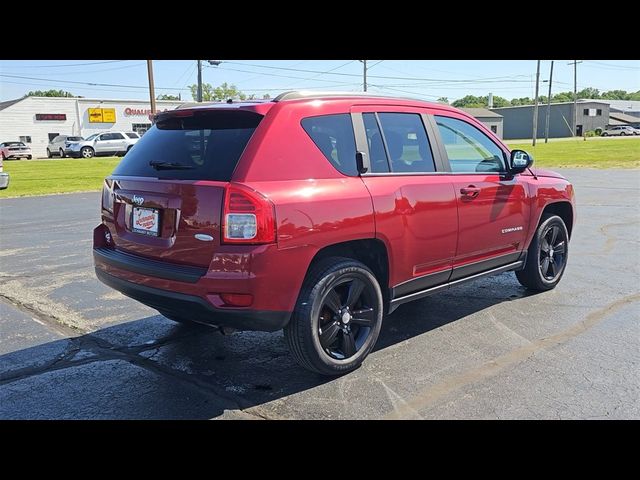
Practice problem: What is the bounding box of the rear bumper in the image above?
[95,267,291,331]
[4,153,30,158]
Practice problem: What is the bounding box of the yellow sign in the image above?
[102,108,116,122]
[88,108,103,123]
[88,108,116,123]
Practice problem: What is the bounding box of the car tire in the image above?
[59,148,66,158]
[516,214,569,291]
[81,146,94,158]
[284,257,384,376]
[620,132,626,136]
[602,132,608,137]
[46,148,52,158]
[27,155,32,160]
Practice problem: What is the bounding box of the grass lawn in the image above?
[0,157,120,198]
[506,137,640,169]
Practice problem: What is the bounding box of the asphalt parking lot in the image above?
[0,168,638,419]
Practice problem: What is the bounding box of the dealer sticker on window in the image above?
[132,207,160,236]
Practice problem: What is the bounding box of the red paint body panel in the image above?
[94,95,576,327]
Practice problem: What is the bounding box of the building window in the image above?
[19,136,32,143]
[132,123,152,135]
[597,109,602,116]
[583,109,589,116]
[491,125,498,134]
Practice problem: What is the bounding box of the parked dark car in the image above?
[94,92,576,375]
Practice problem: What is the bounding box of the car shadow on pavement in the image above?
[0,274,534,419]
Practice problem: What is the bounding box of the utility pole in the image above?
[363,60,368,92]
[568,60,583,136]
[532,60,541,146]
[146,60,156,115]
[197,60,203,102]
[359,60,367,92]
[544,60,554,143]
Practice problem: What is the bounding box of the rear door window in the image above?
[112,110,263,181]
[301,114,357,176]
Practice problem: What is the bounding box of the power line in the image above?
[0,73,186,90]
[584,61,638,70]
[0,60,130,69]
[221,61,536,83]
[1,62,147,76]
[210,65,367,85]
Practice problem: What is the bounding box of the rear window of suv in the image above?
[112,110,263,181]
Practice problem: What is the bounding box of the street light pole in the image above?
[544,60,554,144]
[197,60,203,102]
[146,60,156,115]
[532,60,541,146]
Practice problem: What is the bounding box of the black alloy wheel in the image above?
[285,257,384,376]
[317,276,378,360]
[538,223,567,282]
[516,214,569,291]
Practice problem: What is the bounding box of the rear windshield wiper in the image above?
[149,161,195,170]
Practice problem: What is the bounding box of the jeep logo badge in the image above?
[132,195,144,206]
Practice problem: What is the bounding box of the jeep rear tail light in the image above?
[222,184,276,244]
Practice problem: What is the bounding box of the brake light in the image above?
[222,184,276,244]
[102,180,114,213]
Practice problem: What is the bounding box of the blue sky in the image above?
[1,60,638,102]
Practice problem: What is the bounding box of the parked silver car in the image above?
[65,131,140,158]
[47,135,84,158]
[0,154,9,189]
[601,125,636,136]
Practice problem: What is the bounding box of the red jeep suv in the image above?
[94,92,576,375]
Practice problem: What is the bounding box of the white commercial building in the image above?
[0,96,185,158]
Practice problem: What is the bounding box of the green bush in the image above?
[585,130,597,137]
[594,128,603,136]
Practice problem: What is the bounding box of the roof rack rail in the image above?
[273,91,409,102]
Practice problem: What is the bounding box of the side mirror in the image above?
[509,149,533,174]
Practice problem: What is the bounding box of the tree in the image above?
[452,95,484,108]
[510,97,534,106]
[188,82,247,102]
[262,93,271,100]
[577,87,600,99]
[437,97,449,104]
[452,95,510,108]
[157,94,180,100]
[27,89,75,97]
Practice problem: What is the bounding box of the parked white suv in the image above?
[601,125,635,137]
[66,131,140,158]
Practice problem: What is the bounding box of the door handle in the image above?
[460,186,480,199]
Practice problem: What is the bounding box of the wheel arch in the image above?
[540,201,574,238]
[306,238,391,311]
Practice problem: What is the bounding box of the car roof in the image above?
[170,91,460,116]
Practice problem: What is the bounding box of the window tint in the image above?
[125,132,139,139]
[363,113,389,173]
[435,116,506,173]
[98,133,111,141]
[110,132,125,140]
[86,133,99,141]
[301,114,357,176]
[112,110,262,181]
[67,136,83,141]
[377,113,435,173]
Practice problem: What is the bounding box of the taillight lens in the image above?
[102,180,114,213]
[222,184,276,244]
